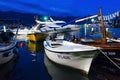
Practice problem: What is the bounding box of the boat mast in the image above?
[99,8,106,44]
[34,16,40,30]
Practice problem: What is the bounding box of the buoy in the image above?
[20,42,24,48]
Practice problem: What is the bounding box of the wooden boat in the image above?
[75,8,120,58]
[44,34,100,75]
[87,8,120,58]
[0,26,18,64]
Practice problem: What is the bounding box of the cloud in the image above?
[0,0,119,16]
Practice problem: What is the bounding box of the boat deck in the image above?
[86,42,120,50]
[45,41,98,53]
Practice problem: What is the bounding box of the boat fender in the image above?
[20,42,24,48]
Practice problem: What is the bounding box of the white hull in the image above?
[44,40,99,74]
[45,49,98,74]
[108,38,120,42]
[0,25,18,64]
[0,52,14,64]
[0,42,17,64]
[12,29,29,35]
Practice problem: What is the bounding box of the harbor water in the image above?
[0,28,120,80]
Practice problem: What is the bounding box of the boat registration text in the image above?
[57,55,71,59]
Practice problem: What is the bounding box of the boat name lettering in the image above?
[57,55,71,59]
[104,52,116,55]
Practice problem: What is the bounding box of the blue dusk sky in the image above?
[0,0,119,16]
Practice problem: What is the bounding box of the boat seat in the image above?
[46,41,62,48]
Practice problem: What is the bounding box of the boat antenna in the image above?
[13,19,20,41]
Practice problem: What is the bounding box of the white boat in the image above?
[27,32,46,41]
[11,27,29,35]
[43,36,100,74]
[110,38,120,42]
[107,37,120,42]
[0,26,18,64]
[35,17,80,33]
[27,18,69,41]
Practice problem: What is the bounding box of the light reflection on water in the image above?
[0,29,120,80]
[0,41,88,80]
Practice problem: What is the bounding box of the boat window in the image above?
[56,23,65,25]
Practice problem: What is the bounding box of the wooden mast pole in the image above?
[100,8,106,44]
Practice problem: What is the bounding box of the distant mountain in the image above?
[0,11,81,26]
[0,11,37,26]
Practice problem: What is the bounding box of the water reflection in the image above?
[12,41,51,80]
[28,41,44,53]
[89,52,120,80]
[27,41,44,62]
[44,55,89,80]
[0,31,120,80]
[0,54,18,80]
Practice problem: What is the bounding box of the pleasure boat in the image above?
[11,27,30,35]
[27,32,46,41]
[28,40,43,53]
[0,26,18,64]
[27,21,47,41]
[34,17,80,33]
[27,17,67,41]
[75,8,120,59]
[43,34,100,75]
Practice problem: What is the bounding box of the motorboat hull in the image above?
[44,41,99,75]
[11,28,29,35]
[0,51,14,64]
[44,48,99,75]
[86,42,120,58]
[27,33,46,41]
[28,41,43,52]
[0,42,17,64]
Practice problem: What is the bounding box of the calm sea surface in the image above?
[0,28,120,80]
